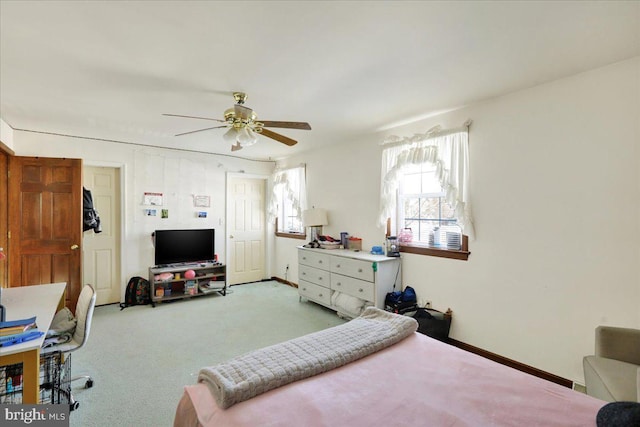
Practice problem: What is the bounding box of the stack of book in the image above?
[0,317,43,348]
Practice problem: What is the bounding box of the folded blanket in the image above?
[198,307,417,409]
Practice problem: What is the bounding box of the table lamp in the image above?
[302,208,328,242]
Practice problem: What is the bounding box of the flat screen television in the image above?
[154,228,215,266]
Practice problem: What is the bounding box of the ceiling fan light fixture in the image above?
[237,126,258,146]
[165,92,310,151]
[223,127,238,142]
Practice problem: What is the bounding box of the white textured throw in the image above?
[198,307,418,409]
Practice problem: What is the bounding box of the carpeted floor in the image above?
[68,281,345,427]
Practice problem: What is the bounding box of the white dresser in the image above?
[298,247,401,316]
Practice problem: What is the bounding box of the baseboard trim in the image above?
[447,338,573,388]
[271,276,297,288]
[271,275,571,388]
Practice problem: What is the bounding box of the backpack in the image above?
[384,286,418,314]
[120,276,151,310]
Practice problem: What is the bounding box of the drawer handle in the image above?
[336,264,340,268]
[302,287,307,291]
[303,257,307,260]
[358,268,363,273]
[336,282,341,286]
[302,272,306,276]
[318,260,323,264]
[359,288,364,293]
[319,293,323,297]
[318,277,323,281]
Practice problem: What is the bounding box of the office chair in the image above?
[42,284,97,410]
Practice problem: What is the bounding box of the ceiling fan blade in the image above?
[175,125,228,137]
[259,128,298,146]
[261,121,312,130]
[234,104,253,120]
[163,113,225,123]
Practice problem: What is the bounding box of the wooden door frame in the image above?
[225,172,271,282]
[0,141,14,288]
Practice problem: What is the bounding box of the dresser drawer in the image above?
[299,264,330,287]
[330,257,374,282]
[298,250,331,270]
[331,273,375,302]
[298,280,332,306]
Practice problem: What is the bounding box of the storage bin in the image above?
[348,237,362,251]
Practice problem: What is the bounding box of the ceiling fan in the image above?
[163,92,311,151]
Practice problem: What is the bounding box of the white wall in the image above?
[275,57,640,384]
[0,118,14,149]
[12,133,274,298]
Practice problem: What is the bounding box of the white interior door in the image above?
[83,166,121,305]
[227,176,266,285]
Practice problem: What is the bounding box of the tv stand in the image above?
[149,262,226,305]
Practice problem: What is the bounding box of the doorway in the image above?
[227,175,266,285]
[83,166,121,305]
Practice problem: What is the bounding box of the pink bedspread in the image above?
[175,333,605,426]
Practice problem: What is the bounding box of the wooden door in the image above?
[83,166,121,305]
[8,157,83,311]
[227,177,266,285]
[0,149,7,289]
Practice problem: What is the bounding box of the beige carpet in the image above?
[69,281,345,427]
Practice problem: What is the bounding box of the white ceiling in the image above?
[1,1,638,161]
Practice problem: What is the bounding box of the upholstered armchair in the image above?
[583,326,640,402]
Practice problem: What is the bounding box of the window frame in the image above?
[275,217,306,240]
[390,166,470,261]
[385,218,470,260]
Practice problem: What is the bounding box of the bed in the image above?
[174,308,605,427]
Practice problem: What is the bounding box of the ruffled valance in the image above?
[378,123,475,239]
[267,165,307,225]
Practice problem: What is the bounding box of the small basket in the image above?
[320,242,340,250]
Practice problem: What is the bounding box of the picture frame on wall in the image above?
[144,192,163,206]
[194,195,210,207]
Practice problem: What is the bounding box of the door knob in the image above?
[230,235,234,239]
[70,244,79,250]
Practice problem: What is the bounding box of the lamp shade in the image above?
[223,127,238,143]
[302,208,328,227]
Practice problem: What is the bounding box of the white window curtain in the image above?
[267,164,307,224]
[378,122,475,239]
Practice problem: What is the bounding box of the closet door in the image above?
[8,156,82,311]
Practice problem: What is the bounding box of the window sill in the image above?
[275,231,306,240]
[399,235,470,261]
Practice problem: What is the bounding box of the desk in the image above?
[0,283,66,404]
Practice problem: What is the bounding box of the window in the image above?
[398,164,458,244]
[268,165,307,239]
[275,183,303,234]
[379,123,473,260]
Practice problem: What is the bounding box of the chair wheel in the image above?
[70,401,80,411]
[85,379,94,389]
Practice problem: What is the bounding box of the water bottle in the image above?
[340,232,349,249]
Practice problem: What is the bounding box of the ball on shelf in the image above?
[184,269,196,279]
